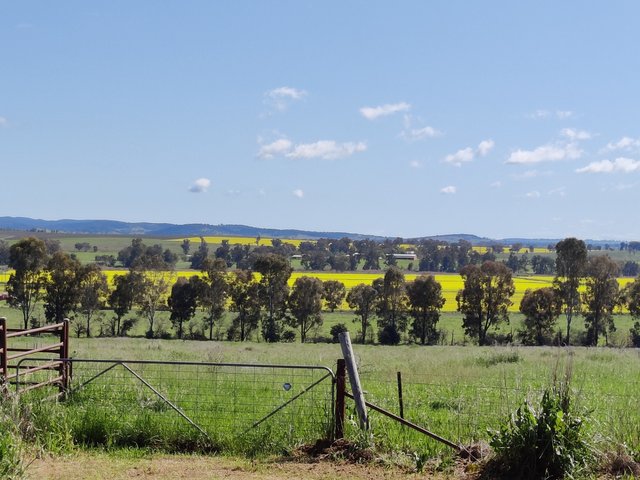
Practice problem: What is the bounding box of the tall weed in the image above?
[485,363,592,479]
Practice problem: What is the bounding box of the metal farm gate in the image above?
[14,358,335,449]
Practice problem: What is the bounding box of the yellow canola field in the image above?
[4,270,634,313]
[101,270,559,312]
[168,236,306,247]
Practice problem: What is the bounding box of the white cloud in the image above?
[286,140,366,160]
[360,102,410,120]
[257,138,293,159]
[556,110,574,119]
[444,139,494,166]
[477,139,495,156]
[603,136,640,152]
[548,187,566,197]
[525,190,541,198]
[401,126,441,140]
[188,178,211,193]
[226,189,241,196]
[506,143,582,165]
[576,157,640,174]
[529,109,550,119]
[399,114,442,141]
[292,189,304,198]
[444,147,474,167]
[527,109,573,119]
[258,188,266,196]
[264,86,307,111]
[0,117,7,127]
[409,160,422,168]
[440,185,457,194]
[490,181,502,188]
[561,128,591,141]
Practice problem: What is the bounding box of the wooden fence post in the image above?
[338,331,368,430]
[0,317,7,390]
[335,358,346,439]
[60,318,70,393]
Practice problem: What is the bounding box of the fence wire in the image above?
[16,358,334,450]
[357,370,640,453]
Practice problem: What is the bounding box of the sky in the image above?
[2,1,640,240]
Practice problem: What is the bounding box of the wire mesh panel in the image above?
[356,369,640,455]
[17,358,334,452]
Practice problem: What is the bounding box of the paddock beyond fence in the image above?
[5,347,640,455]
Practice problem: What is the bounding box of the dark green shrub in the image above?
[630,321,640,347]
[280,330,296,343]
[378,325,400,345]
[329,323,348,343]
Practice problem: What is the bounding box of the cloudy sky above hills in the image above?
[2,2,640,239]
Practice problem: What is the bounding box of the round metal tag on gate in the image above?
[283,382,292,391]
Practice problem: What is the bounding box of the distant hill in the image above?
[0,216,380,240]
[0,216,624,248]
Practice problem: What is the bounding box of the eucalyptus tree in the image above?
[406,275,445,345]
[456,261,515,346]
[253,253,292,342]
[554,237,588,344]
[346,283,377,344]
[7,237,48,328]
[287,276,324,343]
[582,255,620,346]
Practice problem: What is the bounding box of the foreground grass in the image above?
[9,338,640,455]
[1,338,638,479]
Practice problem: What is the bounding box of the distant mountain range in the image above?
[0,216,623,247]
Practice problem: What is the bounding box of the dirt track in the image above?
[27,452,470,480]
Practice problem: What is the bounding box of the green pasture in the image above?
[9,337,640,458]
[1,300,637,347]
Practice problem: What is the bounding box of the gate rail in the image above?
[0,317,69,393]
[15,357,336,445]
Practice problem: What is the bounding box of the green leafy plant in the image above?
[486,369,592,479]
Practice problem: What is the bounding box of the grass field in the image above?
[8,337,640,461]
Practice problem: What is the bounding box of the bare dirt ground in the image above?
[26,452,475,480]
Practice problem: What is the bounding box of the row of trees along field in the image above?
[4,235,640,276]
[4,237,640,347]
[185,236,640,276]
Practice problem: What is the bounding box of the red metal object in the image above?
[0,317,70,395]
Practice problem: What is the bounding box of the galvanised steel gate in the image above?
[15,358,335,450]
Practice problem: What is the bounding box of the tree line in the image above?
[4,237,640,347]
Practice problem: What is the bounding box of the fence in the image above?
[0,317,70,394]
[5,349,639,454]
[14,357,335,450]
[355,369,640,453]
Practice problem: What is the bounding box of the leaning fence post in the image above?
[335,358,346,439]
[338,331,368,430]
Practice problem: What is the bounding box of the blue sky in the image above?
[2,1,640,239]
